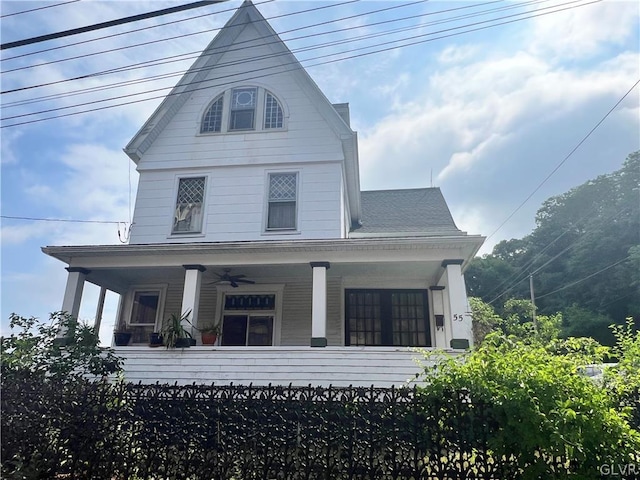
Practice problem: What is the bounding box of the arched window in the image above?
[201,96,224,133]
[264,92,283,129]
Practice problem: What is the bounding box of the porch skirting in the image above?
[115,346,450,388]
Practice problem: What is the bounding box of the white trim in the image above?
[214,284,285,346]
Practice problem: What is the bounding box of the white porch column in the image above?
[441,259,473,349]
[94,286,107,334]
[62,267,90,319]
[181,264,205,335]
[310,261,330,347]
[429,286,447,349]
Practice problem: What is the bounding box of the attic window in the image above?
[229,87,257,131]
[200,87,285,135]
[264,93,283,129]
[201,96,223,133]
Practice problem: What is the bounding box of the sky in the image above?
[1,0,638,344]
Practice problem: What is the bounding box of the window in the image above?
[264,93,283,129]
[345,289,431,347]
[201,96,223,133]
[200,87,285,134]
[173,177,205,234]
[125,286,166,344]
[130,291,160,325]
[267,172,297,230]
[220,294,275,346]
[229,87,257,131]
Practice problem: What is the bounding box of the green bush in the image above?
[421,334,640,479]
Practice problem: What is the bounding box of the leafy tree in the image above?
[1,312,122,381]
[467,151,640,342]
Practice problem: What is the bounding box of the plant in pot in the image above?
[199,322,221,346]
[113,320,132,346]
[161,311,193,349]
[148,331,163,347]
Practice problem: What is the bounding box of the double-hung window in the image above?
[220,294,276,346]
[130,290,160,326]
[229,87,257,131]
[267,173,297,230]
[173,177,205,234]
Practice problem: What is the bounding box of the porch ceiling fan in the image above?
[209,268,255,288]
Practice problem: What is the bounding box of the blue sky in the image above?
[1,0,638,344]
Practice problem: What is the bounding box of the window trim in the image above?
[264,171,299,233]
[169,175,208,237]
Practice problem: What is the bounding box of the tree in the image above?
[467,151,640,342]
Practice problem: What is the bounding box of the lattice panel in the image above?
[269,173,296,201]
[177,177,205,205]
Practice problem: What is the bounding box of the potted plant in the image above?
[113,319,132,346]
[199,322,221,345]
[161,311,193,349]
[148,331,163,347]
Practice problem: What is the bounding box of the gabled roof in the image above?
[124,0,360,223]
[352,188,463,236]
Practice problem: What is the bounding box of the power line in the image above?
[1,1,275,61]
[1,1,225,50]
[535,256,630,300]
[1,0,420,75]
[484,78,640,244]
[1,215,124,225]
[1,0,599,127]
[0,0,80,19]
[2,0,515,99]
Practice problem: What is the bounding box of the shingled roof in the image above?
[353,188,463,236]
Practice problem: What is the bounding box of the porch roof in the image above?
[43,236,484,267]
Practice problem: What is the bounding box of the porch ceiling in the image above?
[80,260,447,294]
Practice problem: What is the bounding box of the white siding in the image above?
[116,346,437,388]
[129,162,343,243]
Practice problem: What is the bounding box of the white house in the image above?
[43,1,484,387]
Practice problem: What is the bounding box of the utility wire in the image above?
[484,204,630,304]
[1,0,598,126]
[1,0,420,74]
[1,1,225,50]
[2,0,517,99]
[1,0,275,61]
[484,78,640,244]
[535,256,630,300]
[0,0,80,19]
[0,215,123,224]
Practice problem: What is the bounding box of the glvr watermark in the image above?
[599,464,638,477]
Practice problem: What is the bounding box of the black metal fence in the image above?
[1,377,635,480]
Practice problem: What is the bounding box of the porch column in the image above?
[94,286,107,334]
[62,267,90,319]
[310,261,330,347]
[59,267,90,337]
[181,264,205,335]
[441,259,473,348]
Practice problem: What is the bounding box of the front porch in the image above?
[116,345,446,387]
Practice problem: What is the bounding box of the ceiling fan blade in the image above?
[230,280,239,288]
[235,278,255,284]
